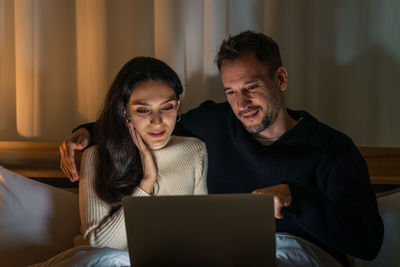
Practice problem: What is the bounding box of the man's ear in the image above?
[274,66,288,92]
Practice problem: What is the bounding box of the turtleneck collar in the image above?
[150,135,172,150]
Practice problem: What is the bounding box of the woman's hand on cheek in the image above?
[127,121,158,194]
[126,120,139,147]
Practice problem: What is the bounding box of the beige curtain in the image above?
[0,0,399,146]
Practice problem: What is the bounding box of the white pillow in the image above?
[352,188,400,267]
[0,166,80,267]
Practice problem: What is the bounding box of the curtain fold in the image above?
[75,0,107,121]
[0,0,16,137]
[14,0,41,137]
[0,0,399,146]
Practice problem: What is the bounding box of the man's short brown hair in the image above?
[216,31,283,78]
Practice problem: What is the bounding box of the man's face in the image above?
[220,53,287,136]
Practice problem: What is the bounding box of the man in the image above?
[60,31,383,266]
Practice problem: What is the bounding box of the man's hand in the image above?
[59,128,91,182]
[252,184,292,219]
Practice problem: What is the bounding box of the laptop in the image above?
[122,194,275,267]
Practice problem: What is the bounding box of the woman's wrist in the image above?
[139,176,156,194]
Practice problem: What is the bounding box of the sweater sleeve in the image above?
[75,146,128,250]
[131,186,151,196]
[193,142,208,195]
[174,100,221,139]
[285,146,384,260]
[73,122,95,134]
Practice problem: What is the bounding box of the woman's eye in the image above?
[137,109,149,114]
[161,105,174,111]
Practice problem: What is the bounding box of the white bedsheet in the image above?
[30,233,341,267]
[29,246,130,267]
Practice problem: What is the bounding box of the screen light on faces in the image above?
[127,80,180,149]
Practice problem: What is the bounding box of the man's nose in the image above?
[237,91,252,108]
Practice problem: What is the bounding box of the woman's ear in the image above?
[177,95,182,109]
[123,110,131,122]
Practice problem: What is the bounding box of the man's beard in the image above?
[243,108,278,134]
[242,96,282,134]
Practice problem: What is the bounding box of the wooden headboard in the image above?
[358,147,400,185]
[0,141,399,185]
[0,141,81,188]
[0,141,64,179]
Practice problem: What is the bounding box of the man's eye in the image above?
[248,84,259,90]
[226,90,236,96]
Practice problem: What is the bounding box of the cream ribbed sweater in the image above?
[73,136,208,250]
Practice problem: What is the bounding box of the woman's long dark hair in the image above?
[94,57,183,210]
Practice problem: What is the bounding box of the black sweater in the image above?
[81,100,383,266]
[175,101,383,266]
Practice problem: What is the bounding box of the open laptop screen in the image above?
[123,194,275,267]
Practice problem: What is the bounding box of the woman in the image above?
[31,57,207,266]
[74,56,208,249]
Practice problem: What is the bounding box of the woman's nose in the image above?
[150,112,162,124]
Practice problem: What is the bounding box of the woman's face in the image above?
[127,80,180,148]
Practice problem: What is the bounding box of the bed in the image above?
[0,141,399,266]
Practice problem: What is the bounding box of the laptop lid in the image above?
[122,194,275,267]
